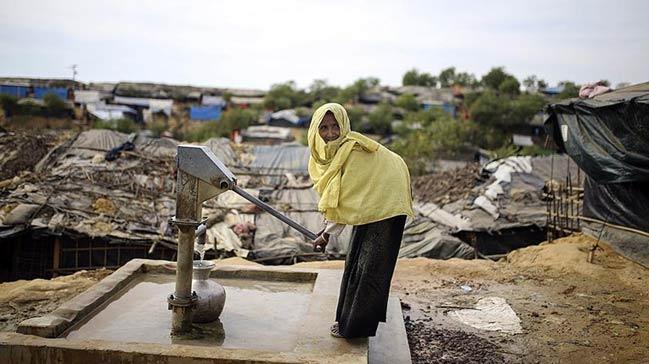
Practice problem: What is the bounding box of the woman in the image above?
[308,103,414,338]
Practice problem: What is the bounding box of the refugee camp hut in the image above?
[0,82,30,99]
[86,103,137,122]
[0,130,181,281]
[242,125,294,144]
[112,96,173,124]
[229,96,265,108]
[412,155,580,258]
[545,82,649,267]
[73,90,112,120]
[267,109,308,128]
[226,88,266,109]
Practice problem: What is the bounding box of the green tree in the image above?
[402,68,438,87]
[335,77,380,104]
[418,72,438,87]
[308,79,340,105]
[510,93,546,126]
[220,108,257,132]
[438,67,456,87]
[0,94,18,117]
[402,69,420,86]
[264,81,307,110]
[499,76,521,96]
[368,103,393,135]
[346,106,367,131]
[469,91,511,127]
[523,75,538,91]
[392,118,478,175]
[395,93,419,112]
[455,72,478,87]
[481,67,509,90]
[43,93,67,116]
[536,79,548,89]
[557,81,580,99]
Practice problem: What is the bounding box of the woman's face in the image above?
[319,112,341,143]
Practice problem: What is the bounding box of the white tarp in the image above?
[473,156,532,217]
[74,90,101,104]
[414,201,472,231]
[452,297,522,334]
[270,109,300,125]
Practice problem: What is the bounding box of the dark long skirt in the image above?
[335,214,407,338]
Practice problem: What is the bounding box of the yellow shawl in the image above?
[307,103,414,225]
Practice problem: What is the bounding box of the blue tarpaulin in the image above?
[423,102,456,117]
[190,105,222,121]
[34,87,68,100]
[0,85,29,98]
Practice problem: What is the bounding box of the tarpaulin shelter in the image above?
[545,82,649,267]
[33,87,68,100]
[190,105,222,121]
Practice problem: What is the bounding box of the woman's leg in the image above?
[335,215,406,338]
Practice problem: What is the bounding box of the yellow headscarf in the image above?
[308,103,414,225]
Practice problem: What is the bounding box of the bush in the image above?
[395,93,419,112]
[368,103,393,135]
[0,94,18,116]
[183,108,259,142]
[346,106,367,131]
[264,81,307,111]
[392,119,478,175]
[148,120,167,137]
[43,93,67,117]
[94,118,138,134]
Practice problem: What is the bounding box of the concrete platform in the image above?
[0,259,410,363]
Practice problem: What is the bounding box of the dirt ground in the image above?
[0,269,112,332]
[297,234,649,364]
[1,234,647,363]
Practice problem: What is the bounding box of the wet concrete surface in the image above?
[65,273,313,352]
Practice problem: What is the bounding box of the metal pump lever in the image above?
[175,145,318,241]
[231,185,318,240]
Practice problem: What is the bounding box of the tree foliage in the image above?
[368,103,393,135]
[308,79,340,104]
[402,69,438,87]
[481,67,510,90]
[392,118,479,175]
[264,81,307,110]
[438,67,478,88]
[43,93,68,116]
[395,93,419,112]
[557,81,580,100]
[498,76,521,96]
[470,91,545,135]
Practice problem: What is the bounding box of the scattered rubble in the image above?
[412,163,483,205]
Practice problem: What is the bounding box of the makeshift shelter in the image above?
[545,82,649,267]
[0,84,30,98]
[190,105,222,121]
[33,87,68,100]
[267,109,308,128]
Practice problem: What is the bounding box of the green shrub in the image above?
[93,118,138,134]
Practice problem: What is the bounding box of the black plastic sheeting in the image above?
[544,92,649,184]
[545,84,649,234]
[583,176,649,232]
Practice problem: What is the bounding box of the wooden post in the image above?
[52,238,61,278]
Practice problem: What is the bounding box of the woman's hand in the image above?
[313,233,330,252]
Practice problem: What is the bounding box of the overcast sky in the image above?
[1,0,647,90]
